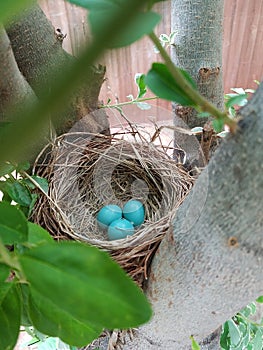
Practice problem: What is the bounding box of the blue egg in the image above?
[108,218,135,241]
[96,204,122,229]
[123,200,145,226]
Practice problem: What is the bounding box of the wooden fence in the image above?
[40,0,263,122]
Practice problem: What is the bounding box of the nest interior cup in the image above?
[33,131,193,284]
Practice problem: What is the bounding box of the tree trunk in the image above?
[0,26,35,119]
[171,0,224,129]
[121,83,263,349]
[5,4,108,136]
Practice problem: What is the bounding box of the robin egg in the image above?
[123,200,145,226]
[107,218,135,241]
[96,204,122,229]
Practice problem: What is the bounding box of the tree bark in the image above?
[171,0,224,128]
[5,4,109,136]
[121,83,263,349]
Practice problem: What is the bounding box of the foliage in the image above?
[154,31,177,53]
[126,74,153,110]
[68,0,161,48]
[0,162,48,217]
[220,302,263,350]
[0,0,261,349]
[0,201,151,349]
[190,335,201,350]
[19,327,78,350]
[145,62,198,106]
[225,87,255,119]
[0,0,35,25]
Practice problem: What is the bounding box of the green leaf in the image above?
[136,102,151,110]
[190,335,201,350]
[135,73,147,99]
[27,193,38,217]
[15,222,53,255]
[227,319,242,347]
[212,118,224,133]
[190,127,203,134]
[239,303,256,317]
[27,222,54,246]
[225,94,248,108]
[0,202,28,244]
[0,283,21,350]
[37,337,57,350]
[220,321,230,349]
[67,0,120,11]
[18,284,32,327]
[0,264,10,283]
[26,175,49,194]
[256,296,263,303]
[251,329,263,350]
[90,11,161,48]
[28,288,102,347]
[0,0,36,24]
[4,181,32,207]
[197,112,211,118]
[145,63,197,106]
[16,161,31,172]
[69,1,160,48]
[19,242,152,330]
[159,34,169,43]
[0,163,16,177]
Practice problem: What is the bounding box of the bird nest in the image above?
[32,131,194,286]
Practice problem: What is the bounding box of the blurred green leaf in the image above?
[69,0,160,48]
[212,118,224,133]
[18,284,32,327]
[135,73,147,99]
[145,63,197,106]
[16,161,31,172]
[0,0,35,24]
[19,242,152,332]
[0,283,21,350]
[227,319,242,348]
[159,33,169,42]
[91,11,160,48]
[28,288,102,347]
[197,112,211,118]
[37,337,57,350]
[220,321,230,349]
[67,0,119,11]
[256,296,263,303]
[252,329,263,350]
[0,264,10,283]
[0,1,148,167]
[190,335,200,350]
[0,163,16,177]
[0,202,28,244]
[225,94,247,108]
[4,181,32,207]
[239,303,256,317]
[27,222,54,246]
[136,102,151,110]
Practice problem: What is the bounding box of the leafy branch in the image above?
[147,32,238,133]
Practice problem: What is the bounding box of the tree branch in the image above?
[6,4,108,136]
[0,25,35,119]
[123,83,263,349]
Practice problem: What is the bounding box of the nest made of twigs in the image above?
[32,131,194,285]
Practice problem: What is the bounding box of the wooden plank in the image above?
[38,0,263,120]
